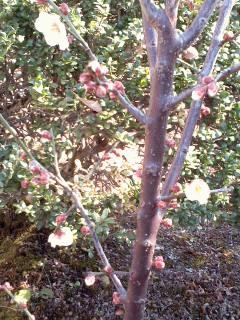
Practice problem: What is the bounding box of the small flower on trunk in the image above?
[104,265,113,274]
[0,282,13,291]
[48,227,73,248]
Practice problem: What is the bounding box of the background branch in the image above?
[181,0,217,50]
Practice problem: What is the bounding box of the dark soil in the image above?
[0,223,240,320]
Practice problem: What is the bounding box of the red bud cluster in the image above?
[79,61,125,100]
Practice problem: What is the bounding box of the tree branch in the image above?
[169,61,240,109]
[161,0,235,200]
[142,13,157,78]
[139,0,173,35]
[180,0,217,50]
[0,114,126,299]
[165,0,180,28]
[216,62,240,82]
[116,92,147,125]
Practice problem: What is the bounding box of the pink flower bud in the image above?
[20,152,27,161]
[84,81,97,92]
[40,130,52,142]
[171,182,182,193]
[56,214,68,225]
[201,76,214,85]
[21,179,30,189]
[165,138,176,148]
[207,81,218,97]
[169,200,180,210]
[88,60,102,76]
[79,72,93,84]
[80,225,91,236]
[112,292,121,305]
[156,200,167,209]
[113,81,125,94]
[19,303,27,310]
[200,105,211,117]
[32,171,50,185]
[161,218,173,228]
[29,161,42,175]
[104,265,113,274]
[0,282,13,291]
[84,274,96,287]
[109,91,118,100]
[59,3,70,15]
[223,31,234,42]
[95,85,107,98]
[183,46,199,60]
[153,256,165,270]
[192,86,207,101]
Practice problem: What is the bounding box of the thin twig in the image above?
[0,115,126,299]
[0,286,35,320]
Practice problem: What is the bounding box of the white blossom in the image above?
[185,179,210,204]
[35,12,69,50]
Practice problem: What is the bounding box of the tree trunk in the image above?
[124,37,178,320]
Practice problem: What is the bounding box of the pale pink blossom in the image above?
[48,227,74,248]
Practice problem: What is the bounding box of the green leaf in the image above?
[14,289,31,304]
